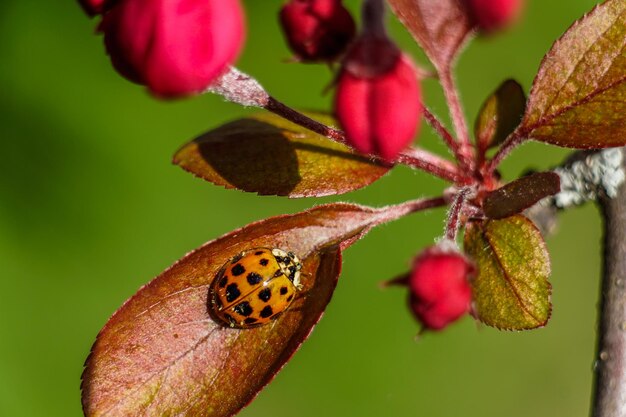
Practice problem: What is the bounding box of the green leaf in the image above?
[475,79,526,152]
[173,112,390,198]
[464,215,552,330]
[483,172,561,220]
[387,0,473,71]
[520,0,626,148]
[81,203,396,417]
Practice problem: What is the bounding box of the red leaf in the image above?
[173,112,390,198]
[387,0,473,71]
[520,0,626,148]
[81,203,395,417]
[483,172,561,219]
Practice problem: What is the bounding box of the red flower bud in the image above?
[465,0,523,33]
[101,0,245,98]
[78,0,115,17]
[334,36,422,161]
[408,246,474,330]
[279,0,355,62]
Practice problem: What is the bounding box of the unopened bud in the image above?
[465,0,523,33]
[334,35,422,161]
[100,0,245,98]
[279,0,356,62]
[78,0,115,17]
[408,246,474,331]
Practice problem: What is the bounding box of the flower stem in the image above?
[423,107,469,169]
[485,129,527,173]
[373,196,448,227]
[445,187,472,241]
[397,148,468,184]
[440,68,473,168]
[265,96,464,183]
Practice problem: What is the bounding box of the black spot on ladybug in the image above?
[274,256,285,264]
[287,294,294,302]
[231,264,245,276]
[260,305,274,318]
[280,287,288,295]
[219,276,228,288]
[224,313,235,323]
[226,283,241,302]
[244,318,258,324]
[233,301,253,317]
[247,272,263,285]
[258,288,272,302]
[259,258,269,266]
[255,251,264,256]
[288,252,295,259]
[288,265,297,280]
[273,269,284,277]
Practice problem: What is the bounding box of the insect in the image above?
[209,247,303,328]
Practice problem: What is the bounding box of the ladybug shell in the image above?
[210,247,302,328]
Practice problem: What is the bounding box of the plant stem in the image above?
[440,68,473,168]
[486,129,527,174]
[396,148,467,184]
[265,97,347,144]
[362,0,387,37]
[423,107,466,165]
[444,187,472,241]
[592,149,626,417]
[374,196,448,226]
[265,97,464,183]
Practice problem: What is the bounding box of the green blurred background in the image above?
[0,1,606,416]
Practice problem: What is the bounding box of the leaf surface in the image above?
[387,0,473,71]
[475,79,526,152]
[464,215,552,330]
[173,112,389,198]
[483,172,561,220]
[520,0,626,148]
[82,203,394,417]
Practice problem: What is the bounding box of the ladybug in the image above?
[209,247,303,328]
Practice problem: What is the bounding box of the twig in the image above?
[423,107,467,167]
[592,148,626,417]
[444,187,472,241]
[266,97,464,183]
[439,68,473,167]
[373,196,448,226]
[486,128,527,174]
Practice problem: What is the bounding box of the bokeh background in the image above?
[0,0,606,416]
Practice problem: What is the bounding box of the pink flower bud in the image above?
[279,0,356,62]
[465,0,523,33]
[78,0,115,17]
[101,0,245,98]
[408,246,474,330]
[334,36,422,161]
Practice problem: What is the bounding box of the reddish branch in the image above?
[266,96,465,183]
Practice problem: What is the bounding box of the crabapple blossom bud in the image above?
[101,0,245,98]
[279,0,356,62]
[408,246,474,330]
[78,0,114,17]
[334,36,422,161]
[465,0,523,33]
